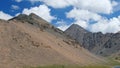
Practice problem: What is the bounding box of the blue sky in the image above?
[0,0,120,33]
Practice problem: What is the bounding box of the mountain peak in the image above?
[29,13,41,19]
[9,13,48,25]
[29,13,36,16]
[66,24,88,33]
[65,24,88,45]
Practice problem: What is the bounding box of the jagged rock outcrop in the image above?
[65,24,120,57]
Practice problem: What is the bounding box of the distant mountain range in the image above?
[65,24,120,58]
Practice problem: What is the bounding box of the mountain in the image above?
[0,14,105,68]
[65,24,88,46]
[65,24,120,58]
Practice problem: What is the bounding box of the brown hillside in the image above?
[0,14,105,68]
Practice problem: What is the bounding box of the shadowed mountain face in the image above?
[65,24,120,57]
[0,13,105,68]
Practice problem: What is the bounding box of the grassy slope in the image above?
[24,56,120,68]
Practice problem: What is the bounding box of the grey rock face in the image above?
[65,24,88,45]
[65,24,120,56]
[100,33,120,56]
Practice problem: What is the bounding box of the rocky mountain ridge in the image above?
[65,24,120,57]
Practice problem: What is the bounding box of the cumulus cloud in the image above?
[66,8,102,22]
[11,5,19,10]
[66,8,102,29]
[74,0,112,14]
[0,11,13,20]
[90,16,120,34]
[22,4,55,22]
[31,0,113,14]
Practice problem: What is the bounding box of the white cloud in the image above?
[0,11,13,20]
[29,0,69,8]
[73,0,113,14]
[66,8,101,29]
[11,5,19,10]
[22,4,55,22]
[66,7,120,33]
[15,0,22,2]
[90,16,120,34]
[24,0,120,14]
[40,0,69,8]
[31,0,113,14]
[56,20,71,31]
[66,8,102,22]
[74,20,88,29]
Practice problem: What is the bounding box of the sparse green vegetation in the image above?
[24,58,120,68]
[80,65,111,68]
[109,59,120,66]
[107,57,120,66]
[24,65,112,68]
